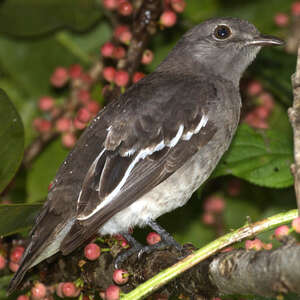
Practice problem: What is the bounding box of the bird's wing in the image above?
[60,76,219,254]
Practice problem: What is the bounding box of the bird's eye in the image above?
[213,25,232,40]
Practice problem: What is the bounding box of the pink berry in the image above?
[274,225,290,239]
[77,107,91,123]
[132,72,145,83]
[62,132,77,148]
[115,70,129,87]
[160,10,177,27]
[245,238,263,251]
[50,67,69,87]
[84,243,101,260]
[292,2,300,16]
[118,1,133,16]
[0,254,6,270]
[171,0,186,13]
[221,246,233,253]
[113,46,126,60]
[55,117,72,132]
[105,285,120,300]
[103,66,116,82]
[260,92,275,111]
[56,282,64,298]
[38,96,55,111]
[114,25,130,39]
[204,195,225,213]
[119,31,132,44]
[69,64,82,79]
[9,261,19,272]
[17,295,30,300]
[292,217,300,233]
[102,0,118,10]
[141,49,154,65]
[62,282,80,298]
[113,269,129,285]
[146,232,161,245]
[253,106,269,120]
[33,118,52,133]
[101,42,115,58]
[244,113,269,129]
[86,101,101,115]
[274,13,289,27]
[202,212,215,225]
[73,117,86,130]
[246,80,263,96]
[31,282,47,299]
[10,246,24,263]
[78,89,91,104]
[263,243,273,250]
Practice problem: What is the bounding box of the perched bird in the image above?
[8,17,283,293]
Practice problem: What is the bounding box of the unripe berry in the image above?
[105,285,120,300]
[101,42,115,58]
[102,0,118,10]
[84,243,101,260]
[146,232,161,245]
[204,195,225,213]
[115,70,129,87]
[160,10,177,27]
[141,49,154,65]
[9,261,19,272]
[132,72,145,83]
[246,80,263,96]
[17,295,30,300]
[78,89,91,104]
[274,225,290,239]
[0,254,7,270]
[292,217,300,233]
[55,117,72,132]
[50,67,69,87]
[69,64,82,79]
[113,269,129,285]
[31,282,47,299]
[274,13,289,27]
[292,2,300,16]
[118,1,133,16]
[62,282,80,298]
[86,101,101,114]
[171,0,186,13]
[61,132,77,148]
[38,96,55,111]
[10,246,24,263]
[113,46,126,59]
[103,66,116,82]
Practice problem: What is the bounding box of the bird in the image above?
[8,17,283,293]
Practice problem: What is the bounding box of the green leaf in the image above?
[213,124,294,188]
[0,0,102,37]
[27,139,68,203]
[0,89,24,193]
[0,203,41,236]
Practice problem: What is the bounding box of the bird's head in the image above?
[160,17,283,84]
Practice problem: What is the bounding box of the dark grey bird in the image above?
[8,17,283,293]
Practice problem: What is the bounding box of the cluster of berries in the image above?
[274,1,300,27]
[33,65,101,149]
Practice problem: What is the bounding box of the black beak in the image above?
[246,34,284,47]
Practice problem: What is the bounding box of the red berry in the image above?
[101,42,115,58]
[114,25,130,39]
[245,238,263,251]
[113,46,126,59]
[17,295,30,300]
[0,254,6,270]
[204,195,225,213]
[202,212,215,225]
[113,269,129,285]
[50,67,69,87]
[132,72,145,83]
[171,0,186,13]
[115,70,129,87]
[10,246,24,263]
[78,89,91,104]
[146,232,161,245]
[292,217,300,233]
[86,101,101,114]
[103,66,116,82]
[38,96,55,111]
[33,118,52,133]
[292,1,300,16]
[62,282,80,298]
[105,285,120,300]
[9,261,19,272]
[118,1,133,16]
[253,106,269,120]
[31,282,47,299]
[246,80,263,96]
[69,64,82,79]
[141,49,154,65]
[274,225,290,239]
[274,13,289,27]
[61,133,77,148]
[55,117,72,132]
[73,117,86,130]
[77,107,91,123]
[160,10,177,27]
[102,0,118,10]
[84,243,101,260]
